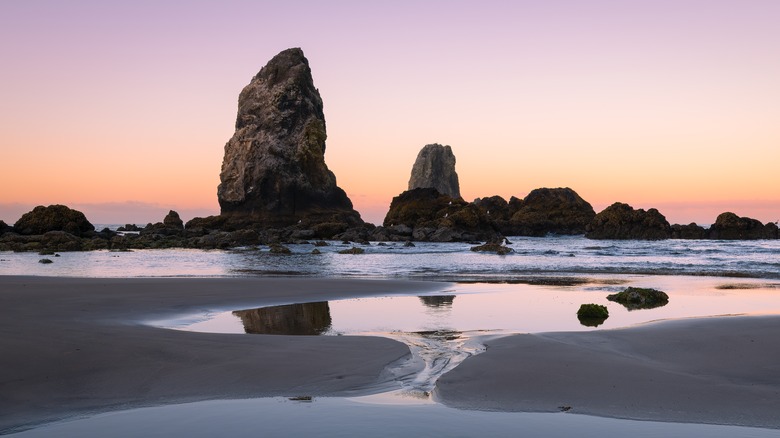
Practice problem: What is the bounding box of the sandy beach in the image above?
[2,276,780,433]
[0,276,446,433]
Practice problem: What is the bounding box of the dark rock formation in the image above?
[216,47,362,229]
[117,224,142,232]
[506,188,595,236]
[708,212,778,240]
[470,242,513,255]
[163,211,184,229]
[473,196,512,222]
[140,210,185,237]
[607,287,669,310]
[338,246,365,254]
[268,243,291,254]
[0,220,10,236]
[40,231,83,252]
[586,202,671,240]
[577,303,609,327]
[408,144,461,198]
[13,205,94,237]
[670,223,708,239]
[382,188,500,242]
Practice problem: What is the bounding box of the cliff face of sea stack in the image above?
[408,144,461,199]
[217,48,362,228]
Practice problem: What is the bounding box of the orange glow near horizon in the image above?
[1,2,778,226]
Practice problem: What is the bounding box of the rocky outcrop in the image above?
[708,212,778,240]
[381,188,499,242]
[586,202,671,240]
[607,287,669,310]
[670,223,708,239]
[216,47,362,229]
[0,220,10,236]
[13,205,94,237]
[163,210,184,229]
[40,231,84,252]
[470,242,513,255]
[577,304,609,327]
[116,224,142,232]
[473,196,513,222]
[505,188,595,236]
[140,210,185,236]
[407,144,461,198]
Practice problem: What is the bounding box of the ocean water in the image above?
[2,235,780,280]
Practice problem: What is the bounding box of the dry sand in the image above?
[2,276,780,433]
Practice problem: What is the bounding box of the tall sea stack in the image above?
[217,48,362,228]
[408,144,461,199]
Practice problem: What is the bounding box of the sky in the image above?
[1,0,778,226]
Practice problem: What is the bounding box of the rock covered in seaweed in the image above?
[670,223,708,239]
[407,143,461,198]
[607,287,669,310]
[13,205,94,237]
[506,188,595,236]
[576,303,609,327]
[470,242,513,255]
[708,212,778,240]
[382,188,499,242]
[216,47,362,229]
[141,210,185,236]
[586,202,671,240]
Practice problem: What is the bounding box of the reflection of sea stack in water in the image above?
[233,302,332,335]
[419,295,456,309]
[217,48,362,229]
[408,144,461,199]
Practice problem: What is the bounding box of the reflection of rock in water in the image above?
[233,302,332,335]
[418,295,455,308]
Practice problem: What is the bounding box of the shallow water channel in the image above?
[164,275,780,397]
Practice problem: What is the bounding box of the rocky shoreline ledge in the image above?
[0,202,776,253]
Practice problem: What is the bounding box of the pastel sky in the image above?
[1,0,778,226]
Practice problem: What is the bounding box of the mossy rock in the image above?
[38,258,53,264]
[577,303,609,318]
[311,248,321,254]
[338,247,364,255]
[577,303,609,327]
[268,243,292,254]
[14,205,94,237]
[470,243,513,255]
[607,287,669,310]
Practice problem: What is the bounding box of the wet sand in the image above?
[0,276,446,433]
[2,276,780,433]
[435,316,780,429]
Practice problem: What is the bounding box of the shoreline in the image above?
[2,276,780,432]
